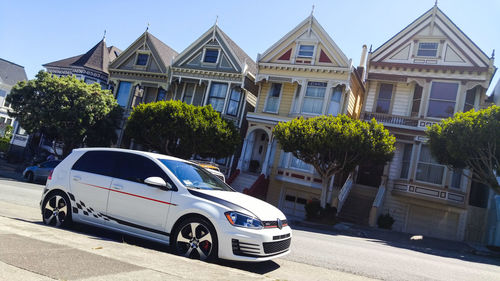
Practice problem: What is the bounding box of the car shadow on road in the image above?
[292,223,500,266]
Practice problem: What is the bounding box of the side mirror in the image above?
[144,177,171,190]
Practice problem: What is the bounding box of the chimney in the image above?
[356,45,368,81]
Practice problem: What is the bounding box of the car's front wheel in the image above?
[42,191,72,228]
[172,217,218,261]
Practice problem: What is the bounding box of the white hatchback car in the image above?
[41,148,291,261]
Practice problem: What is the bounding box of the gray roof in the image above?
[0,58,28,86]
[146,32,178,67]
[43,39,122,75]
[218,27,257,75]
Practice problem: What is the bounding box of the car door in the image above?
[69,151,115,224]
[106,152,173,239]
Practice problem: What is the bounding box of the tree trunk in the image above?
[319,176,330,208]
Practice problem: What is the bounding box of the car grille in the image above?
[232,239,261,257]
[263,238,291,254]
[273,233,291,240]
[262,219,288,228]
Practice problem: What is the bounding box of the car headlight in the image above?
[224,211,263,229]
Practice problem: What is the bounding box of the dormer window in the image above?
[417,42,438,57]
[298,45,314,58]
[136,53,149,66]
[203,49,219,63]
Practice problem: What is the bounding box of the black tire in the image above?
[26,172,34,183]
[171,216,218,261]
[41,191,72,228]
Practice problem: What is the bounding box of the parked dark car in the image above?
[23,160,61,183]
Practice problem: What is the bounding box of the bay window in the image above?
[264,83,282,113]
[463,88,476,112]
[116,81,132,107]
[182,83,195,104]
[427,82,458,118]
[399,143,413,179]
[411,84,423,117]
[415,145,445,185]
[302,82,326,114]
[207,83,228,112]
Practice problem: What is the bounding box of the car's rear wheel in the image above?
[42,191,72,228]
[172,217,218,261]
[26,172,34,183]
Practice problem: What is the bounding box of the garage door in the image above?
[281,189,308,220]
[406,205,459,240]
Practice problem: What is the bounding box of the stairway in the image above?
[229,172,259,193]
[337,185,377,226]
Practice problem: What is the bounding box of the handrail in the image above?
[369,185,386,227]
[243,174,269,200]
[372,186,386,208]
[337,173,353,213]
[226,169,240,185]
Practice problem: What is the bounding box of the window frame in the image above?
[203,48,220,64]
[374,83,394,114]
[297,44,315,58]
[135,52,150,66]
[416,42,439,58]
[399,143,413,179]
[463,88,476,112]
[426,81,459,119]
[301,81,327,115]
[414,144,446,186]
[226,88,242,116]
[263,83,283,114]
[327,86,343,116]
[410,84,423,117]
[115,81,133,107]
[207,82,228,113]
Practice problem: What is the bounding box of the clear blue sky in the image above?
[1,0,499,93]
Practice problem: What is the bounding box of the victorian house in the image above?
[356,4,496,242]
[231,15,365,219]
[168,23,258,175]
[107,30,178,146]
[44,37,121,88]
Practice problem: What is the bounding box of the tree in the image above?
[7,71,122,157]
[273,115,395,208]
[125,100,240,159]
[427,105,500,194]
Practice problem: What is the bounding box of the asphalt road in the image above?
[0,177,499,281]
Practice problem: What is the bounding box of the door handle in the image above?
[72,176,81,182]
[112,184,123,190]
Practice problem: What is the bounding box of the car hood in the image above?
[189,189,287,221]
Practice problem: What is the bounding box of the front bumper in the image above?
[217,223,292,262]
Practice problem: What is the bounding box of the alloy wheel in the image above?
[43,194,68,227]
[176,222,213,260]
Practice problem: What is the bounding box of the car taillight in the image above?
[48,170,53,180]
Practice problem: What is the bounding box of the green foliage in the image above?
[427,105,500,194]
[125,100,240,159]
[377,213,395,229]
[0,137,9,153]
[273,115,395,206]
[6,71,122,156]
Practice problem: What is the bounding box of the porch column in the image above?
[236,137,249,170]
[261,140,273,176]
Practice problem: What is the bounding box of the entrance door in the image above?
[356,162,384,187]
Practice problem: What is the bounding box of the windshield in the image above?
[158,159,233,191]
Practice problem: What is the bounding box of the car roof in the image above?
[73,148,189,162]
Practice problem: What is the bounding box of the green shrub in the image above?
[305,199,321,219]
[377,213,395,229]
[0,137,10,153]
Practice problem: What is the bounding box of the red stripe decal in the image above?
[81,182,177,206]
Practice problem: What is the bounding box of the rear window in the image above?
[72,151,116,177]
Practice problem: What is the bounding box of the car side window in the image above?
[115,152,169,184]
[72,151,116,177]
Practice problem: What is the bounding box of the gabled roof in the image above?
[108,31,178,73]
[43,39,122,75]
[258,15,350,67]
[371,5,491,67]
[172,24,256,75]
[0,58,28,85]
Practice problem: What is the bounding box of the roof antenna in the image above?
[434,0,438,6]
[215,15,218,26]
[212,16,218,40]
[103,30,106,42]
[311,4,315,16]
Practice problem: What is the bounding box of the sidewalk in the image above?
[290,219,500,259]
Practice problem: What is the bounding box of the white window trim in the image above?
[415,41,440,58]
[263,82,283,114]
[134,51,151,67]
[414,144,447,187]
[425,80,460,119]
[226,87,242,117]
[202,48,221,65]
[397,142,414,180]
[300,81,328,115]
[297,44,316,59]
